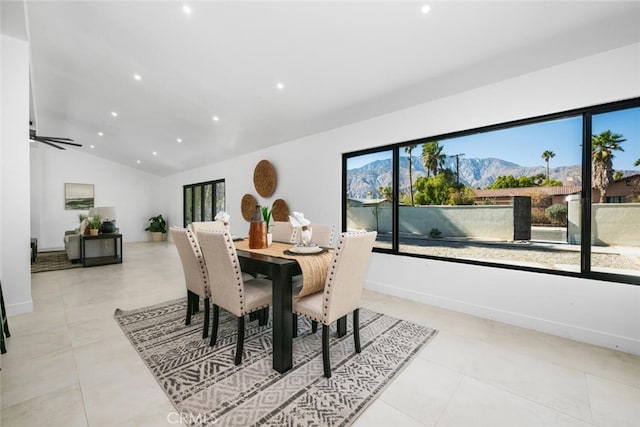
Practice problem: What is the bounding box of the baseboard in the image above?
[365,281,640,356]
[6,299,33,316]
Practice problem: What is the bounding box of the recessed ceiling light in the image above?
[421,4,431,14]
[276,82,284,90]
[133,73,142,81]
[183,5,191,15]
[177,138,183,143]
[111,111,118,117]
[136,160,141,164]
[212,116,219,122]
[98,131,104,136]
[90,144,95,149]
[152,151,158,156]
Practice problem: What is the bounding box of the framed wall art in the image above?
[65,183,94,210]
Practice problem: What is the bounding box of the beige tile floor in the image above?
[1,241,639,426]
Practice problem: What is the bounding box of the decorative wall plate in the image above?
[271,198,289,221]
[253,160,276,197]
[241,193,258,222]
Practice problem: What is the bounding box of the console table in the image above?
[80,233,123,267]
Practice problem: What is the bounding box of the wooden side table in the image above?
[30,238,38,263]
[1,281,10,354]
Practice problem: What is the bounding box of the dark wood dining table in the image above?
[236,247,301,373]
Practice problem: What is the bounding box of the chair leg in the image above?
[258,307,268,326]
[202,298,210,339]
[192,294,199,313]
[292,314,298,338]
[353,309,361,353]
[235,316,245,365]
[185,291,193,326]
[311,320,318,333]
[209,305,220,346]
[322,324,331,378]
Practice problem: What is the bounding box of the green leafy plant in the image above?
[78,214,88,223]
[545,204,568,225]
[261,206,272,232]
[145,215,167,233]
[88,215,102,229]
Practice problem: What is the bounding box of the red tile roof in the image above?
[473,185,582,198]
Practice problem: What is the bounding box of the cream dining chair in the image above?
[308,223,336,247]
[170,226,212,339]
[292,230,377,377]
[270,221,297,243]
[196,230,273,365]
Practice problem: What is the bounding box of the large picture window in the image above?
[183,179,225,227]
[343,98,640,284]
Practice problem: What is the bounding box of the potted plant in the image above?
[88,215,101,236]
[145,215,167,242]
[261,206,273,245]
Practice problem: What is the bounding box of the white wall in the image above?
[30,147,166,249]
[1,35,32,315]
[164,42,640,355]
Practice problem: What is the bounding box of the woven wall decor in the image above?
[241,193,258,222]
[271,199,289,221]
[253,160,276,197]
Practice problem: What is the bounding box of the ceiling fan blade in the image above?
[38,139,66,150]
[37,135,74,142]
[34,137,82,147]
[43,139,82,147]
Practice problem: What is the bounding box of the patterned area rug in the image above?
[114,298,438,427]
[31,251,82,273]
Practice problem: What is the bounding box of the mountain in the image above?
[346,156,584,199]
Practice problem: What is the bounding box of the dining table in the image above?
[233,240,339,374]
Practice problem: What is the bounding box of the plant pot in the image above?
[89,228,99,236]
[151,231,164,242]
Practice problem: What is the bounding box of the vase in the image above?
[267,232,273,246]
[99,221,116,234]
[249,205,268,249]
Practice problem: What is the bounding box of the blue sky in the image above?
[349,106,639,171]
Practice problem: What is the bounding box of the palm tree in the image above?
[635,159,640,167]
[541,150,555,180]
[592,130,626,203]
[404,144,417,206]
[378,186,393,201]
[422,141,445,177]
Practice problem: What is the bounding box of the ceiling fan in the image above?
[29,125,82,150]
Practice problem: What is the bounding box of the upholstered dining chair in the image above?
[190,220,255,281]
[189,220,226,237]
[271,221,297,243]
[196,230,273,365]
[170,226,212,339]
[309,223,336,247]
[292,230,377,377]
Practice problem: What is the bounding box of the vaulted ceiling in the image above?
[9,1,640,176]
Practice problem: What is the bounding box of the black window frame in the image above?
[183,178,226,227]
[342,97,640,286]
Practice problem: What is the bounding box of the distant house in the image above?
[472,174,640,205]
[473,185,582,205]
[593,174,640,203]
[347,197,390,207]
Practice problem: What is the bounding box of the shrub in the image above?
[429,228,442,238]
[545,204,568,225]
